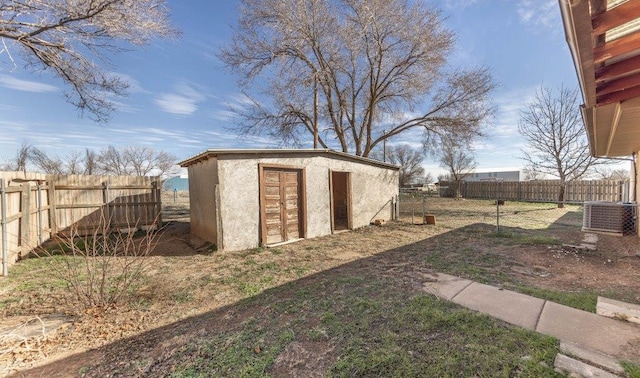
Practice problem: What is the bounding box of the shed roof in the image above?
[560,0,640,157]
[179,149,401,170]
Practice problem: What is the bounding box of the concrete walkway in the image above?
[422,272,640,369]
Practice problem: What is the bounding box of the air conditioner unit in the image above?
[582,202,635,235]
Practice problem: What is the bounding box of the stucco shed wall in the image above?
[216,154,398,251]
[186,157,219,245]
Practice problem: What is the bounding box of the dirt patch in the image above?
[508,238,640,299]
[2,197,640,375]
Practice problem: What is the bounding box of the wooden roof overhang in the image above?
[560,0,640,157]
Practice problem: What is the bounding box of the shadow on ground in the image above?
[12,218,639,377]
[150,221,214,256]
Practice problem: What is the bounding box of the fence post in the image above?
[48,178,57,235]
[154,180,163,228]
[37,183,44,244]
[20,182,31,250]
[103,181,111,231]
[1,179,7,276]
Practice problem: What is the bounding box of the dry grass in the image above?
[2,195,639,375]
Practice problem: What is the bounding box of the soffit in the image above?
[561,0,640,157]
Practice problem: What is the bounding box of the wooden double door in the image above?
[259,166,305,245]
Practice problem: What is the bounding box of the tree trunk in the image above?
[558,184,565,208]
[455,180,462,200]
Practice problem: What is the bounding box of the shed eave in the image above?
[179,149,401,171]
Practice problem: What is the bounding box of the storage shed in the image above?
[180,149,400,251]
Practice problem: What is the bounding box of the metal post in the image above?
[496,197,500,233]
[1,179,8,276]
[422,194,427,224]
[174,188,177,203]
[410,193,414,224]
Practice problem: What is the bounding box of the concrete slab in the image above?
[554,354,620,378]
[597,296,640,326]
[0,314,74,342]
[537,301,640,359]
[420,272,472,301]
[560,342,623,374]
[450,282,545,330]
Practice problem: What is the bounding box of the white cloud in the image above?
[516,0,558,30]
[110,99,141,113]
[109,128,138,134]
[0,75,58,93]
[132,127,185,138]
[155,81,207,116]
[489,86,538,138]
[155,93,199,115]
[110,72,148,94]
[210,93,256,121]
[211,109,238,121]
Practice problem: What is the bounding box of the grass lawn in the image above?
[2,196,639,376]
[163,271,560,377]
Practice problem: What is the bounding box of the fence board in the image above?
[439,180,629,203]
[0,172,162,275]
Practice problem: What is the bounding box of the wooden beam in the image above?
[589,0,607,17]
[594,30,640,64]
[592,1,640,36]
[597,84,640,105]
[595,54,640,83]
[605,103,622,157]
[596,70,640,97]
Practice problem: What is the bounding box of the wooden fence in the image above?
[1,172,161,275]
[439,180,630,203]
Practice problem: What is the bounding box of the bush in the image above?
[36,212,160,312]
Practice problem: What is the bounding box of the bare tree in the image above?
[121,146,177,177]
[593,166,630,181]
[97,146,129,175]
[519,86,599,208]
[98,145,177,177]
[424,172,435,185]
[0,0,177,122]
[220,0,495,157]
[3,142,32,173]
[27,147,101,174]
[523,166,545,181]
[30,147,63,174]
[438,135,476,199]
[372,144,425,187]
[83,148,99,175]
[63,151,84,174]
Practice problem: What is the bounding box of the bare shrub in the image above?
[35,212,160,312]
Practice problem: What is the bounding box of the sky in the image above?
[0,0,604,177]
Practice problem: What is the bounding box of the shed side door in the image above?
[330,170,352,231]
